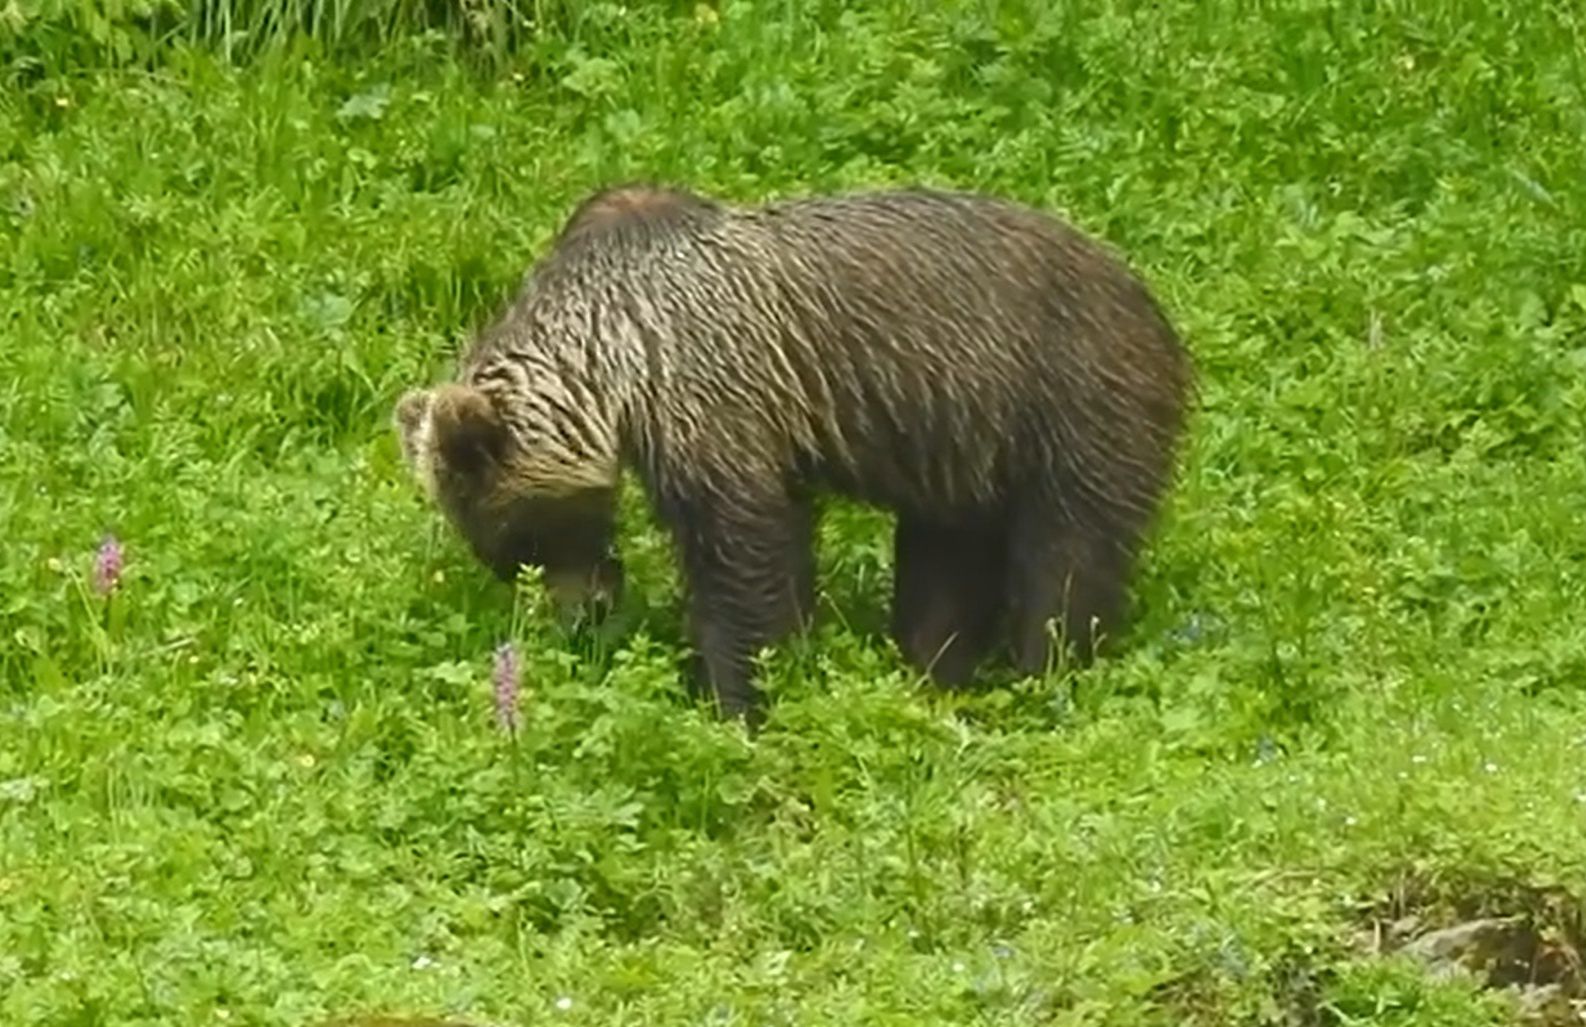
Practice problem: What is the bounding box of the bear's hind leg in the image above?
[890,517,1007,687]
[1007,490,1137,676]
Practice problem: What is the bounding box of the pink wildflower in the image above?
[93,535,124,596]
[493,642,522,734]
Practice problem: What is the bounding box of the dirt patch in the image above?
[1351,870,1586,1025]
[1150,872,1586,1026]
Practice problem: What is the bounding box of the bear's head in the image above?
[394,382,624,618]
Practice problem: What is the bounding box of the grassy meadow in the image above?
[4,1,1586,1023]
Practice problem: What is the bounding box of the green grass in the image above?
[4,1,1586,1023]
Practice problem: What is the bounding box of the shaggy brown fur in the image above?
[396,182,1193,721]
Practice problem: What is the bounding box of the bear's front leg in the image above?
[664,482,815,723]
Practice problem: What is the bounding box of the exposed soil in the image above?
[1351,870,1586,1025]
[1149,870,1586,1026]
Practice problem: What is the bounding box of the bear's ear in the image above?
[429,383,509,474]
[393,388,433,470]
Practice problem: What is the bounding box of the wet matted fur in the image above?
[395,182,1194,722]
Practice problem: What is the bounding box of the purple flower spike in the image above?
[493,641,522,734]
[93,534,124,596]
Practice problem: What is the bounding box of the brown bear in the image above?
[395,183,1193,722]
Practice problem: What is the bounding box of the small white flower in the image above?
[1411,754,1428,765]
[411,954,435,970]
[555,996,573,1012]
[1344,816,1358,827]
[1483,762,1498,774]
[951,961,966,974]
